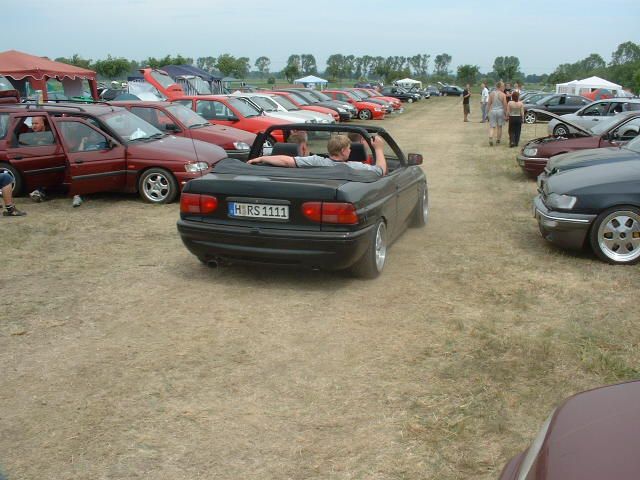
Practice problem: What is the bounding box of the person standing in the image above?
[462,84,471,122]
[487,81,508,146]
[480,83,489,123]
[507,91,525,148]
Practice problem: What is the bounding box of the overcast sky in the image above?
[3,0,639,75]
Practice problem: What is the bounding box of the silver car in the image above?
[548,98,640,136]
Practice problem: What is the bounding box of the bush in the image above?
[267,77,276,85]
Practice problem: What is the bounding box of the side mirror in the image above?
[165,123,179,132]
[407,153,423,166]
[227,115,239,122]
[108,138,118,149]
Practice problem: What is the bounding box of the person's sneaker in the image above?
[30,189,45,202]
[3,206,26,217]
[72,195,83,207]
[489,139,493,146]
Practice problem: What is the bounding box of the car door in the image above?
[4,113,67,191]
[53,117,127,195]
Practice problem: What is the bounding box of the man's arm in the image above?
[371,136,387,176]
[247,155,296,167]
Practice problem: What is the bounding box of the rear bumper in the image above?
[534,195,596,250]
[517,155,548,177]
[177,219,375,270]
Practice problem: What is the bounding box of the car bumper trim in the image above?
[533,195,596,250]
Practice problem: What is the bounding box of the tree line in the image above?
[55,41,640,92]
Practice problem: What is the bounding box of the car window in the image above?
[566,96,585,106]
[102,110,162,142]
[624,131,640,153]
[196,100,229,120]
[582,103,608,116]
[130,107,162,129]
[0,113,9,139]
[612,118,640,140]
[14,116,56,146]
[166,103,209,128]
[58,121,109,153]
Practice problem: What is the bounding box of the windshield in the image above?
[249,96,279,112]
[534,95,554,105]
[347,90,364,100]
[166,103,210,128]
[311,91,332,101]
[355,90,371,98]
[273,95,298,110]
[227,97,261,117]
[150,70,178,89]
[625,135,640,153]
[291,90,318,103]
[103,110,163,143]
[283,92,309,105]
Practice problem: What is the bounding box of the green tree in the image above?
[300,54,317,75]
[434,53,452,76]
[143,54,192,69]
[93,55,131,78]
[408,54,430,77]
[610,41,640,66]
[282,64,300,82]
[457,64,480,85]
[216,54,238,77]
[493,56,520,81]
[254,56,271,77]
[55,54,92,70]
[197,56,217,72]
[325,54,345,80]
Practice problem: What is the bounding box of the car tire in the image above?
[358,109,372,120]
[524,111,537,124]
[351,219,387,279]
[553,124,569,136]
[589,206,640,265]
[410,184,429,228]
[0,163,23,196]
[138,167,178,204]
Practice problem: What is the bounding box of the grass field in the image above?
[1,97,638,480]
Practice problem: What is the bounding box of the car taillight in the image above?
[301,202,358,224]
[180,193,218,214]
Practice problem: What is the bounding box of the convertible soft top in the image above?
[211,158,382,183]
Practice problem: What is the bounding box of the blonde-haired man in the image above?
[248,134,387,176]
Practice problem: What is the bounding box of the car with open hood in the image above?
[517,109,640,177]
[547,98,640,136]
[177,123,428,278]
[533,134,640,264]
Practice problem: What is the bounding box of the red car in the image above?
[111,101,256,160]
[517,109,640,177]
[353,88,403,111]
[497,380,640,480]
[322,89,386,120]
[268,91,340,122]
[171,95,288,143]
[0,103,226,203]
[138,68,289,143]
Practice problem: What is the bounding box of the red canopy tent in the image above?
[0,49,98,100]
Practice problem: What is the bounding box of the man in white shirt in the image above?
[480,83,489,123]
[248,134,387,176]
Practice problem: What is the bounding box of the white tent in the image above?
[556,76,623,96]
[293,75,328,89]
[395,78,423,89]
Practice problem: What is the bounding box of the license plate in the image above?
[228,202,289,220]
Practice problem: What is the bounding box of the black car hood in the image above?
[548,159,640,194]
[549,147,639,172]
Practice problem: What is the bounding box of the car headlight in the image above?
[233,141,250,151]
[546,193,577,210]
[337,107,346,113]
[374,107,382,112]
[523,147,538,157]
[185,161,209,173]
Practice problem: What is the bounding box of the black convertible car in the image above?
[177,124,428,278]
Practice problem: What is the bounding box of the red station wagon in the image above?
[0,103,226,204]
[111,101,256,161]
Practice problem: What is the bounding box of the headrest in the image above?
[348,142,367,163]
[271,142,301,157]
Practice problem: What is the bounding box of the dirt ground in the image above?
[2,98,639,480]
